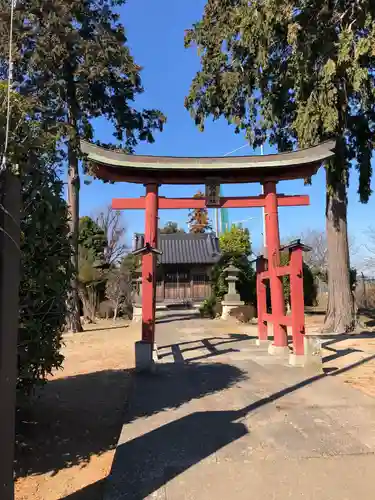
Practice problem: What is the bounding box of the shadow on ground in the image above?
[15,369,132,479]
[157,333,256,362]
[15,361,246,480]
[17,326,375,499]
[156,311,201,324]
[60,480,105,500]
[81,324,129,333]
[105,350,375,500]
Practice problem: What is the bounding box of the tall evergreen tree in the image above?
[0,0,165,331]
[185,0,375,333]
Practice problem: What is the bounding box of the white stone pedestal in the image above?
[289,335,323,369]
[135,341,158,372]
[268,343,290,357]
[221,300,244,320]
[132,304,142,323]
[256,339,269,346]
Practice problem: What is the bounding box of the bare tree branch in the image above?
[363,227,375,272]
[95,205,128,265]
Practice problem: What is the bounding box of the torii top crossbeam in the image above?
[80,140,336,184]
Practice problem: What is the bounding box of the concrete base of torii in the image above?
[135,341,158,373]
[132,303,142,324]
[289,334,323,368]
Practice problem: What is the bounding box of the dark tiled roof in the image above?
[133,232,221,265]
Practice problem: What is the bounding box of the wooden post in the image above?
[289,247,305,356]
[142,184,158,344]
[0,169,21,500]
[256,257,268,342]
[263,181,287,347]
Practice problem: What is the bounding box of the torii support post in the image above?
[263,181,288,355]
[284,240,313,366]
[134,183,159,372]
[0,169,21,500]
[289,246,305,357]
[256,256,268,344]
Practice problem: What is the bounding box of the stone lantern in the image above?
[221,262,244,320]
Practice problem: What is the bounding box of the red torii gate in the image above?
[81,140,335,369]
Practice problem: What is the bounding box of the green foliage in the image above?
[199,295,217,318]
[185,1,375,199]
[0,82,61,169]
[78,216,108,322]
[18,166,71,396]
[185,1,373,330]
[219,225,251,256]
[78,216,107,282]
[0,0,166,154]
[212,226,256,304]
[0,84,71,395]
[0,0,166,330]
[212,254,256,304]
[279,252,317,308]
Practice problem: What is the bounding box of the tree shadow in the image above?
[321,330,375,349]
[56,347,375,500]
[105,352,375,500]
[15,362,246,480]
[156,310,201,324]
[82,324,129,333]
[157,334,255,362]
[60,479,105,500]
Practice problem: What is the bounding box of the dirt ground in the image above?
[15,319,139,500]
[14,313,375,500]
[308,312,375,398]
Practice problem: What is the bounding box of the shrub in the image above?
[18,164,72,395]
[199,296,217,318]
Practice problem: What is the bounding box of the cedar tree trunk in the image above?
[66,141,83,332]
[324,169,355,333]
[65,61,83,332]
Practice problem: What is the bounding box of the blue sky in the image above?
[80,0,374,264]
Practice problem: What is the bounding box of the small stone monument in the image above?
[221,262,244,320]
[132,275,143,323]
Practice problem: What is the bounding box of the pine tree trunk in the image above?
[324,170,354,333]
[79,285,95,324]
[66,143,83,332]
[65,61,83,333]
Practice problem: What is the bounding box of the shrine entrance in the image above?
[81,140,335,370]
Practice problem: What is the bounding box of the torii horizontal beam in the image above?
[112,194,309,210]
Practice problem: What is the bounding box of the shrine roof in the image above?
[133,232,221,265]
[80,140,336,184]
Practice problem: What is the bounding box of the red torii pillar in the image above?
[142,184,158,344]
[113,185,310,371]
[263,181,288,352]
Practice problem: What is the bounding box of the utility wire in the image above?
[1,0,16,172]
[223,143,249,157]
